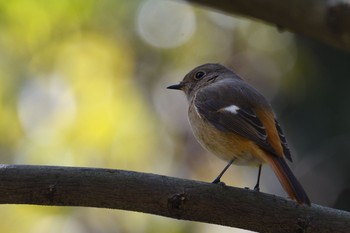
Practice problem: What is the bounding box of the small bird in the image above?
[167,63,310,205]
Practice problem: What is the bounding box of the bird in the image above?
[167,63,310,205]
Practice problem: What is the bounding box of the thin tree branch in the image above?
[184,0,350,52]
[0,164,349,233]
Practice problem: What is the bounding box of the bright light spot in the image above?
[17,74,76,140]
[208,11,237,29]
[136,0,196,48]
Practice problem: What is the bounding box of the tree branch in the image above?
[184,0,350,52]
[0,165,349,232]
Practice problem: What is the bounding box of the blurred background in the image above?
[0,0,349,232]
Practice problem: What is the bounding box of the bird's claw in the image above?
[212,179,226,186]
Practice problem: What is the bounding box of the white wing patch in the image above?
[222,105,240,114]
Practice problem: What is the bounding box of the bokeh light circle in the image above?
[136,0,196,48]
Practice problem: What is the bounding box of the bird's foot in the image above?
[212,178,226,186]
[212,177,221,184]
[253,185,260,192]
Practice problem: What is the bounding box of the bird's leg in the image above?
[212,159,235,184]
[253,164,262,192]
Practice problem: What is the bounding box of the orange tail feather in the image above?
[266,155,310,205]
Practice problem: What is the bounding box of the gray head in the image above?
[167,63,241,99]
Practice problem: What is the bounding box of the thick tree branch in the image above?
[0,165,349,233]
[184,0,350,52]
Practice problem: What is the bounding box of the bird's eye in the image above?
[194,71,205,80]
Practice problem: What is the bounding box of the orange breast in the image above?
[188,104,267,166]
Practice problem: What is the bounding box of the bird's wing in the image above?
[194,85,285,158]
[274,120,292,161]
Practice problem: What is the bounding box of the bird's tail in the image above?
[266,156,311,205]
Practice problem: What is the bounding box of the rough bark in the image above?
[185,0,350,52]
[0,164,349,233]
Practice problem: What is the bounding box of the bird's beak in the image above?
[167,83,184,90]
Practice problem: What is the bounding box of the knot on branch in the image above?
[45,183,57,203]
[296,216,312,233]
[167,192,188,211]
